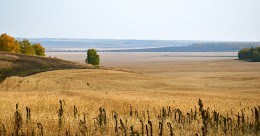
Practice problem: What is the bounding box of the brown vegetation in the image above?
[0,99,259,135]
[0,52,260,135]
[0,51,90,81]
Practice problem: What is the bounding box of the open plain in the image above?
[41,52,260,113]
[0,52,259,135]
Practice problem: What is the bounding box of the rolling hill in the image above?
[0,51,90,81]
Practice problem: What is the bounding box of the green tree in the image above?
[0,33,20,53]
[238,46,260,62]
[19,39,35,55]
[252,50,260,62]
[238,48,251,60]
[86,49,100,65]
[255,47,260,52]
[32,43,45,56]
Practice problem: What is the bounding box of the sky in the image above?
[0,0,260,41]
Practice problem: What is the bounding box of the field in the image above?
[0,52,260,135]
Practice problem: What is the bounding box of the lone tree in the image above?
[86,49,100,65]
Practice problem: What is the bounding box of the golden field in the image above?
[0,52,259,135]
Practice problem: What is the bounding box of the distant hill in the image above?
[17,38,195,51]
[190,42,260,49]
[17,38,260,52]
[0,51,90,82]
[103,41,260,52]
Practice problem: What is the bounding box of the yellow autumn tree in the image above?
[32,43,45,56]
[0,33,20,53]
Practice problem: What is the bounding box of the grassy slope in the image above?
[0,51,91,81]
[0,51,260,135]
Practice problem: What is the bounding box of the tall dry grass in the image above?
[0,99,260,136]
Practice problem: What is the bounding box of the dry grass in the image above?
[0,51,91,82]
[0,52,260,135]
[0,90,259,135]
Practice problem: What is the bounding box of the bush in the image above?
[86,49,100,65]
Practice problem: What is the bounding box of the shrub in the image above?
[86,49,100,65]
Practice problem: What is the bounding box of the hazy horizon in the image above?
[1,0,260,41]
[15,37,260,42]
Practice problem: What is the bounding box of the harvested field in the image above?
[0,52,260,135]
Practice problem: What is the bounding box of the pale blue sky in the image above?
[0,0,260,41]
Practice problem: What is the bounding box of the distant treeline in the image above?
[0,33,45,56]
[238,47,260,62]
[191,42,260,50]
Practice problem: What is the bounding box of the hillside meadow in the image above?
[0,52,259,135]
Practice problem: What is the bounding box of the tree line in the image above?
[238,47,260,62]
[0,33,45,56]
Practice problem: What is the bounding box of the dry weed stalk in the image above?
[0,99,259,135]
